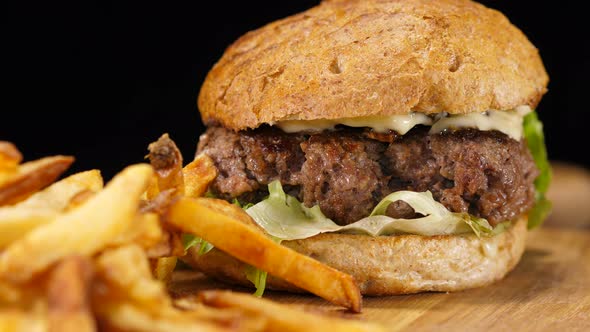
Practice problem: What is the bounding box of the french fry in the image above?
[145,231,175,259]
[146,139,216,282]
[0,281,22,305]
[198,198,262,230]
[0,142,22,171]
[110,213,163,250]
[0,279,44,308]
[200,291,385,332]
[140,190,185,259]
[0,164,153,283]
[145,230,184,259]
[0,309,48,332]
[94,246,263,332]
[140,189,177,215]
[95,245,170,309]
[0,156,74,206]
[165,197,362,313]
[98,302,229,332]
[0,170,103,248]
[46,256,95,332]
[16,170,103,210]
[148,134,185,195]
[0,210,56,249]
[64,190,95,212]
[144,174,160,200]
[183,153,217,198]
[154,257,178,284]
[173,296,269,330]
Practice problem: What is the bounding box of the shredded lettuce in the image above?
[523,111,552,229]
[246,181,501,241]
[245,265,268,297]
[527,192,552,230]
[369,191,494,236]
[232,198,254,210]
[204,191,217,198]
[182,234,214,255]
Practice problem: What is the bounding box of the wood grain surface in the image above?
[170,163,590,331]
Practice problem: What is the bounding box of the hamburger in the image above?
[186,0,551,295]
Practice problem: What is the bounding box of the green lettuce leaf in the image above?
[523,111,552,229]
[245,265,268,298]
[527,192,552,230]
[204,191,217,198]
[245,181,340,240]
[232,198,254,210]
[246,181,502,241]
[182,234,214,255]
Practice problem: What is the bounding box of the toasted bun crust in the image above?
[184,216,527,295]
[198,0,548,131]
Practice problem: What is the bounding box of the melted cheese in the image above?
[274,106,531,139]
[430,106,531,140]
[276,113,433,135]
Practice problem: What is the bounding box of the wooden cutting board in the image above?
[170,163,590,331]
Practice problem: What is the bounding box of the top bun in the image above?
[198,0,548,131]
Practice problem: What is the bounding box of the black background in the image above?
[3,1,588,179]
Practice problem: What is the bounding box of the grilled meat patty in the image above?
[197,126,538,226]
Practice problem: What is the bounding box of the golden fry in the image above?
[198,198,261,230]
[0,155,75,206]
[0,141,22,171]
[47,256,96,332]
[0,309,48,332]
[98,302,228,332]
[1,169,100,210]
[17,170,103,210]
[146,230,185,259]
[200,291,385,332]
[0,279,45,308]
[95,246,257,332]
[166,197,362,313]
[0,164,152,283]
[0,281,22,305]
[154,257,178,284]
[140,189,177,215]
[144,173,160,200]
[64,190,95,212]
[139,190,184,257]
[183,153,217,198]
[95,245,170,309]
[110,213,163,250]
[148,134,185,195]
[0,170,103,248]
[173,296,268,330]
[0,210,56,249]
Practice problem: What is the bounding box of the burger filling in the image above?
[198,112,543,230]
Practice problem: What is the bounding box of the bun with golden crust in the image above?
[184,217,527,295]
[198,0,548,131]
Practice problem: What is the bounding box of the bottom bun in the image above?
[184,216,527,295]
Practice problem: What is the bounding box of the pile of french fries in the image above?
[0,138,384,332]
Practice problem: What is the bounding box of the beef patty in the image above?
[197,126,538,226]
